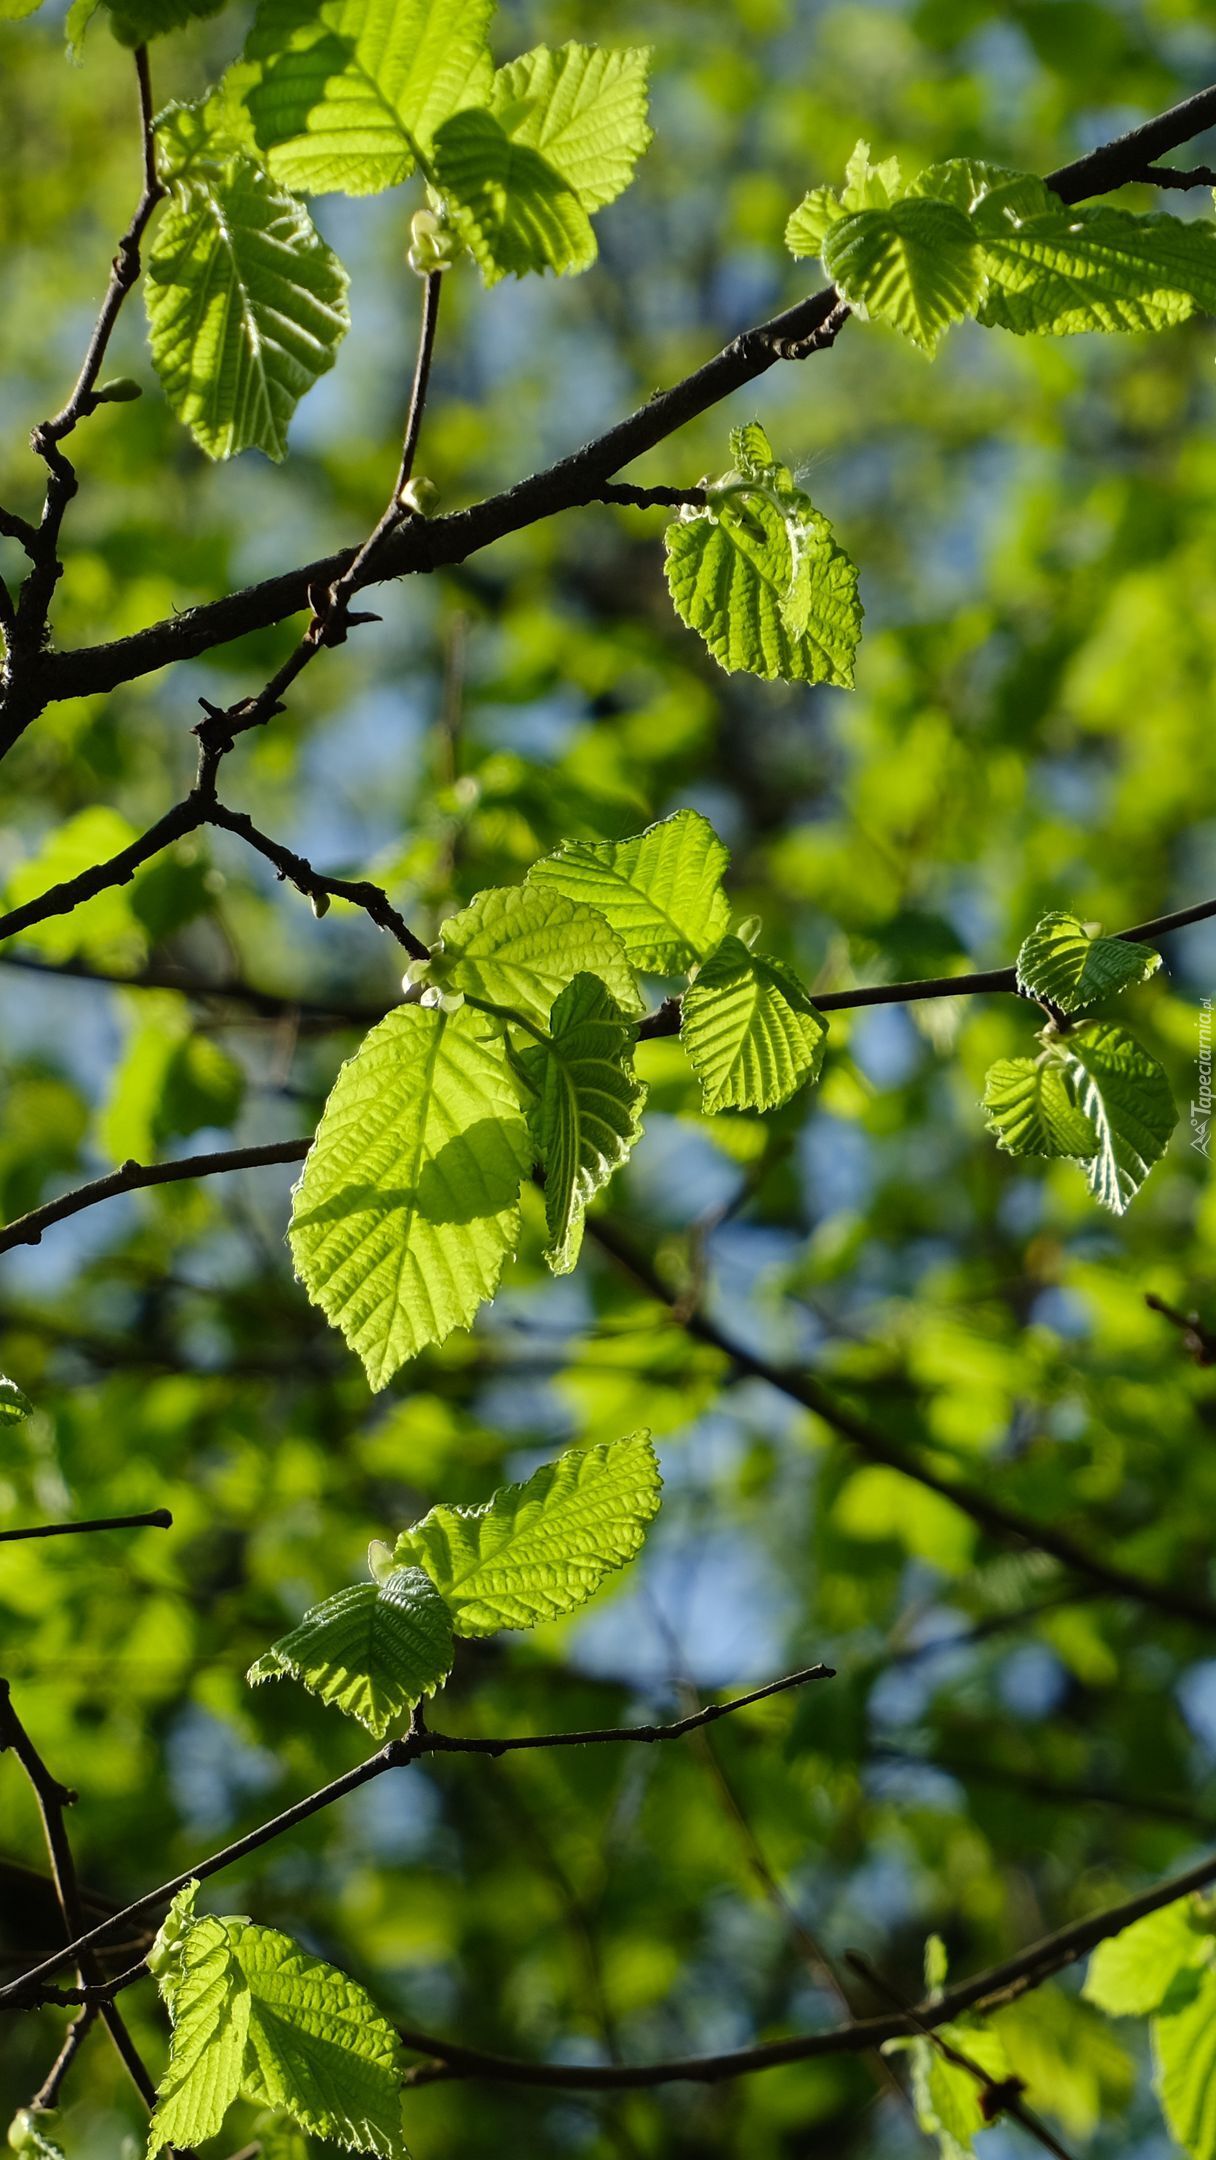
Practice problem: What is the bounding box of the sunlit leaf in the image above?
[1064,1022,1178,1214]
[528,809,731,974]
[515,972,646,1272]
[248,1564,454,1737]
[982,1056,1098,1158]
[432,882,642,1023]
[822,196,983,352]
[683,935,828,1111]
[1016,911,1161,1013]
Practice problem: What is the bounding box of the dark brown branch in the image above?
[587,1216,1216,1636]
[0,798,205,948]
[0,1140,311,1260]
[0,1684,175,2132]
[203,803,428,959]
[1146,1292,1216,1366]
[30,2001,99,2112]
[22,81,1216,722]
[6,47,166,689]
[1134,162,1216,188]
[0,1667,833,2003]
[193,270,445,769]
[0,1509,172,1544]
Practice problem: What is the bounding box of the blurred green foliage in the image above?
[2,0,1216,2154]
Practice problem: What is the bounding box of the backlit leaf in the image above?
[1016,910,1161,1013]
[822,196,983,352]
[1064,1021,1178,1214]
[982,1056,1099,1158]
[248,1564,454,1737]
[528,810,730,974]
[432,882,641,1024]
[682,936,828,1112]
[515,972,646,1272]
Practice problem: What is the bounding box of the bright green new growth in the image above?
[1016,910,1162,1012]
[240,0,495,196]
[393,1431,661,1635]
[490,43,652,213]
[884,1936,1013,2160]
[149,1885,408,2157]
[0,1376,32,1428]
[1084,1900,1216,2160]
[823,196,984,355]
[664,422,862,683]
[6,2112,66,2160]
[288,1002,531,1388]
[981,1056,1099,1159]
[144,154,349,460]
[1064,1022,1177,1214]
[431,881,642,1023]
[248,1564,454,1737]
[528,809,731,974]
[788,143,1216,358]
[682,935,828,1112]
[514,972,647,1273]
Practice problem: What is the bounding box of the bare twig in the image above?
[1146,1291,1216,1365]
[0,1666,833,2003]
[0,1140,311,1259]
[0,1509,172,1544]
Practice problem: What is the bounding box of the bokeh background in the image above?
[2,0,1216,2152]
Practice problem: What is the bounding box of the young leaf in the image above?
[822,197,983,353]
[1016,911,1161,1013]
[665,426,862,683]
[982,1056,1099,1159]
[393,1431,661,1635]
[429,107,595,284]
[431,882,642,1024]
[103,0,225,44]
[149,1914,249,2155]
[6,2112,66,2160]
[907,2021,1012,2158]
[241,0,493,196]
[1084,1900,1213,2018]
[145,156,349,460]
[233,1922,407,2155]
[1154,1965,1216,2160]
[514,972,646,1273]
[288,1003,531,1387]
[682,936,828,1113]
[527,809,731,974]
[248,1564,454,1738]
[488,42,652,211]
[785,138,902,257]
[1064,1021,1178,1214]
[0,1376,32,1428]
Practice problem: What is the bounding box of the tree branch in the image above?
[587,1216,1216,1636]
[22,84,1216,722]
[0,1140,311,1260]
[0,1509,172,1544]
[0,1665,833,2004]
[202,803,428,959]
[0,948,385,1029]
[6,47,166,690]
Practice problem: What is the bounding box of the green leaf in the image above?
[488,41,652,212]
[234,1921,407,2155]
[1016,910,1161,1012]
[527,809,731,974]
[103,0,225,44]
[908,2021,1012,2159]
[823,197,984,353]
[241,0,493,196]
[4,807,145,966]
[665,446,862,684]
[149,1913,249,2155]
[145,155,349,460]
[151,1889,408,2156]
[515,972,646,1273]
[249,2116,316,2160]
[1085,1900,1213,2017]
[1155,1965,1216,2160]
[0,0,45,19]
[248,1564,453,1738]
[1063,1021,1178,1214]
[682,936,828,1112]
[431,882,642,1024]
[429,107,595,284]
[393,1431,661,1635]
[6,2112,66,2160]
[981,1056,1099,1158]
[0,1377,32,1429]
[785,138,902,257]
[288,1002,531,1387]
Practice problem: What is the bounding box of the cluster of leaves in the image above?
[135,1434,660,2155]
[250,1430,661,1736]
[983,910,1177,1214]
[788,139,1216,357]
[288,808,830,1386]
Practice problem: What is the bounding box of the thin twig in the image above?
[0,1508,172,1544]
[0,1666,833,2002]
[0,1140,311,1259]
[587,1216,1216,1635]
